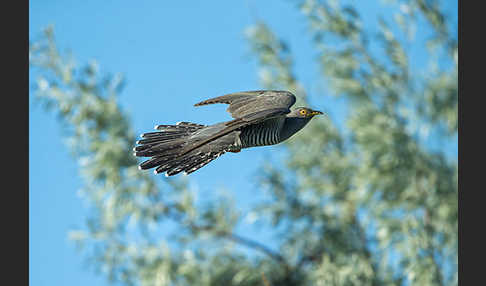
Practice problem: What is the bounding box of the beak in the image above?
[310,110,324,116]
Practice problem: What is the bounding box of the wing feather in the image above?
[194,90,296,119]
[179,107,290,156]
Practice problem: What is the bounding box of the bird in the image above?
[133,90,323,177]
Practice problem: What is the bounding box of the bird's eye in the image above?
[300,109,307,116]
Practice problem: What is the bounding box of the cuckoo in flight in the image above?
[134,90,323,176]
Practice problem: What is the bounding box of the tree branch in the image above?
[220,232,287,266]
[164,203,290,269]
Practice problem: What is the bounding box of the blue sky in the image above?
[29,1,457,285]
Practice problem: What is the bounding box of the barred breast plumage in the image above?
[239,117,285,148]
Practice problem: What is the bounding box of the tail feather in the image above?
[156,151,223,176]
[158,152,202,176]
[134,140,185,157]
[155,160,178,174]
[139,154,178,170]
[135,122,226,176]
[136,135,184,145]
[141,131,190,139]
[182,152,222,175]
[154,122,205,131]
[134,122,204,156]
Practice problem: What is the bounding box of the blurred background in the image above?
[29,0,457,285]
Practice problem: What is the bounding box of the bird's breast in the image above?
[239,117,284,148]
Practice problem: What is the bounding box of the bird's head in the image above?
[290,107,324,118]
[280,107,325,141]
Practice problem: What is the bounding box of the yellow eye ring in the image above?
[300,109,307,116]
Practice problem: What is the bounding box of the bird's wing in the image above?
[194,90,296,119]
[179,107,290,156]
[181,90,296,156]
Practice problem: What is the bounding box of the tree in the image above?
[29,0,457,285]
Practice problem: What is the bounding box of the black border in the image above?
[5,0,29,285]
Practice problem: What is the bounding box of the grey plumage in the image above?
[239,117,285,147]
[134,90,323,176]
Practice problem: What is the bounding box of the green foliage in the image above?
[30,0,457,285]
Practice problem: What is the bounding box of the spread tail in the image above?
[133,122,224,176]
